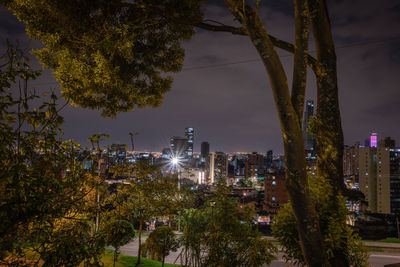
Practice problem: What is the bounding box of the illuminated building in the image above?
[170,136,188,159]
[264,171,288,216]
[370,132,378,148]
[200,141,209,163]
[343,142,360,186]
[185,127,194,158]
[206,152,228,184]
[359,146,389,213]
[109,144,127,164]
[179,168,206,184]
[359,143,400,214]
[245,152,264,178]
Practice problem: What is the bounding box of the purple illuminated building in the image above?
[370,133,378,148]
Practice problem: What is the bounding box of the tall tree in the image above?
[0,44,107,266]
[103,219,135,267]
[2,1,349,265]
[144,226,179,267]
[179,182,276,267]
[109,161,179,266]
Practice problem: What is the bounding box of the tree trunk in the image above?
[308,0,348,266]
[223,1,329,266]
[308,0,344,195]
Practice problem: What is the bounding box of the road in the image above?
[267,253,400,267]
[120,239,400,266]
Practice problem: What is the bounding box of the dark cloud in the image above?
[1,2,399,153]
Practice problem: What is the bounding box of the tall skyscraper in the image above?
[265,150,273,169]
[370,132,378,148]
[343,142,360,185]
[359,146,390,213]
[200,141,210,163]
[170,136,188,159]
[302,100,315,151]
[358,142,400,215]
[389,147,400,214]
[185,127,194,158]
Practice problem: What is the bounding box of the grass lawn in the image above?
[5,247,179,267]
[102,250,179,267]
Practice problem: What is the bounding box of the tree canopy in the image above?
[3,0,206,116]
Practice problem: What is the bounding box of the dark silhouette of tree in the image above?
[0,44,107,266]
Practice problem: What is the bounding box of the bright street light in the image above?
[171,157,179,165]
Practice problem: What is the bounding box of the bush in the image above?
[144,226,179,267]
[272,175,369,266]
[103,219,135,266]
[180,182,277,267]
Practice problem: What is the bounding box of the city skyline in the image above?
[0,0,399,153]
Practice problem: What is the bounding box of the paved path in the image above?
[119,237,400,266]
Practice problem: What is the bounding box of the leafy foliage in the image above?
[179,182,277,267]
[272,175,369,266]
[0,44,106,266]
[104,161,179,266]
[144,226,179,267]
[3,0,205,117]
[237,177,255,187]
[104,220,135,251]
[40,220,105,267]
[103,219,135,266]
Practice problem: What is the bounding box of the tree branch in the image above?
[291,0,310,124]
[195,21,247,35]
[195,22,318,73]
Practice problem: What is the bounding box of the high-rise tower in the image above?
[201,141,210,163]
[370,132,378,148]
[185,127,194,158]
[170,136,188,159]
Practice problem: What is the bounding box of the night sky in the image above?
[1,0,399,154]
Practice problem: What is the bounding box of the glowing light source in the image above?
[171,157,179,165]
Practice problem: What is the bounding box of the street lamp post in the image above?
[171,157,181,231]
